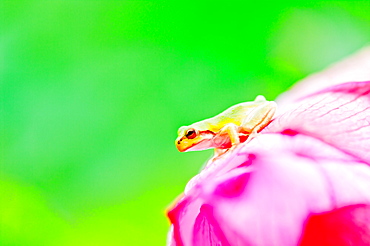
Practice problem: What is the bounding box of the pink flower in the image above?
[167,48,370,246]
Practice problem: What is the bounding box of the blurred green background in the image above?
[1,1,370,245]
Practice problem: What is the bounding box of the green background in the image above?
[1,1,370,245]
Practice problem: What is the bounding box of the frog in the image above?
[175,95,277,156]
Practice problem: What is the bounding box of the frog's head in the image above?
[175,126,215,152]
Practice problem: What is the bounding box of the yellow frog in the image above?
[175,95,276,156]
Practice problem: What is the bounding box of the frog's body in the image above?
[175,95,276,155]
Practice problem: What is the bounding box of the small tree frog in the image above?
[175,95,276,156]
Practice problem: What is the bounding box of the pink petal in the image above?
[192,205,231,246]
[168,49,370,245]
[213,172,251,198]
[278,46,370,109]
[270,81,370,163]
[205,134,370,245]
[299,204,370,246]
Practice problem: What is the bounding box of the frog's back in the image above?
[213,102,253,125]
[194,101,259,132]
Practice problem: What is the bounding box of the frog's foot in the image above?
[212,141,244,161]
[214,148,228,156]
[244,129,261,145]
[210,148,227,160]
[207,148,229,163]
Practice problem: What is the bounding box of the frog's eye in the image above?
[185,128,197,139]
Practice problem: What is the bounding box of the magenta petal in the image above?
[277,47,370,106]
[167,79,370,245]
[214,172,251,198]
[299,204,370,246]
[167,198,188,246]
[192,205,231,246]
[167,196,205,246]
[272,81,370,163]
[192,133,370,245]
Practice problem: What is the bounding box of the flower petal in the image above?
[213,172,251,198]
[299,204,370,246]
[271,81,370,163]
[206,134,370,245]
[192,204,231,246]
[168,58,370,244]
[277,47,370,109]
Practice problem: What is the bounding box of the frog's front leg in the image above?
[218,123,240,145]
[210,123,240,158]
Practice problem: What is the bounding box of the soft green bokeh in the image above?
[1,1,370,245]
